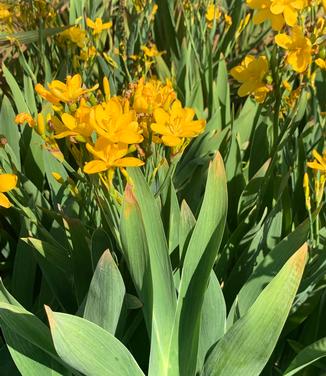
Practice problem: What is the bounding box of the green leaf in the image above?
[22,237,72,275]
[168,152,228,376]
[0,96,21,169]
[284,337,326,376]
[0,284,71,375]
[2,64,29,113]
[203,243,308,376]
[233,98,260,151]
[158,163,180,254]
[43,149,68,196]
[84,250,125,335]
[120,185,152,333]
[21,235,76,312]
[91,228,112,271]
[121,169,177,375]
[197,271,226,373]
[235,218,310,316]
[216,57,231,127]
[178,200,196,263]
[62,218,93,304]
[0,27,70,45]
[45,307,144,376]
[11,221,37,310]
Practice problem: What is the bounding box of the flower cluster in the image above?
[231,0,325,103]
[205,3,232,28]
[16,74,205,186]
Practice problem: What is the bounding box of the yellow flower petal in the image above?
[162,135,182,146]
[283,6,297,27]
[154,108,170,124]
[114,157,144,167]
[84,160,108,174]
[275,34,292,49]
[0,192,11,208]
[61,113,77,130]
[0,174,17,193]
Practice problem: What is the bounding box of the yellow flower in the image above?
[86,18,112,35]
[0,3,10,19]
[84,138,144,174]
[307,150,326,206]
[60,26,86,48]
[0,174,17,208]
[316,58,326,70]
[55,99,94,141]
[247,0,285,30]
[141,44,163,58]
[224,14,233,26]
[307,149,326,172]
[236,13,251,36]
[303,172,311,210]
[270,0,307,26]
[206,4,221,24]
[275,26,312,73]
[90,98,143,144]
[15,112,35,127]
[230,55,270,102]
[36,113,46,137]
[35,83,61,104]
[133,78,176,114]
[151,100,206,147]
[80,46,97,61]
[35,74,98,104]
[52,172,64,184]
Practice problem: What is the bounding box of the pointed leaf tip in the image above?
[291,242,308,274]
[125,183,136,204]
[44,305,55,331]
[212,151,226,177]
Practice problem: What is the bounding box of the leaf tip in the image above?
[291,242,308,275]
[44,305,56,331]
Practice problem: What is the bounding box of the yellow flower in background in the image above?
[151,100,206,147]
[80,46,97,61]
[103,76,111,101]
[275,26,312,72]
[316,58,326,70]
[230,55,270,102]
[303,172,311,210]
[91,98,143,144]
[133,78,176,114]
[86,18,112,35]
[247,0,285,30]
[0,3,10,19]
[307,149,326,207]
[307,149,326,172]
[0,174,17,208]
[270,0,306,26]
[15,112,35,127]
[141,44,163,58]
[36,74,98,104]
[84,138,144,174]
[206,4,221,25]
[60,26,86,48]
[224,14,233,26]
